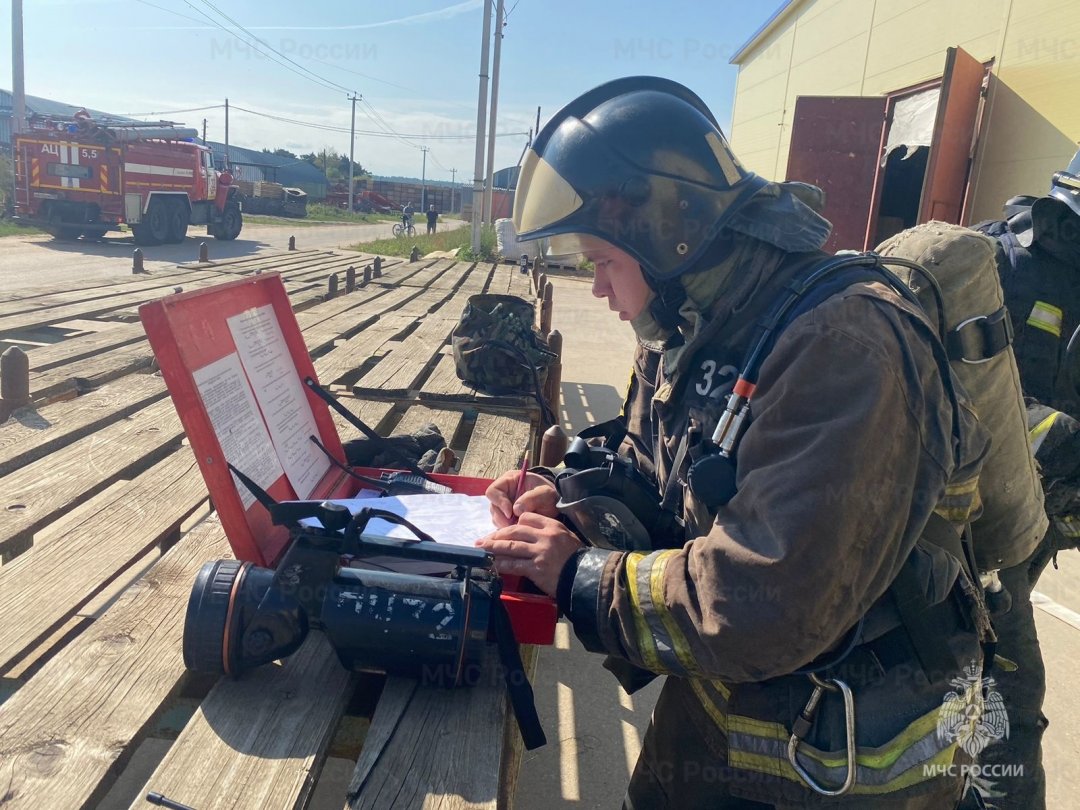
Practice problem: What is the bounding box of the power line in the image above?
[193,0,355,95]
[227,103,527,140]
[179,0,355,96]
[132,0,210,27]
[118,104,226,117]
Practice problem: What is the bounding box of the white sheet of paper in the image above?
[227,304,330,500]
[300,492,497,547]
[193,353,284,509]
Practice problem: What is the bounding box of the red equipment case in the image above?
[139,273,556,645]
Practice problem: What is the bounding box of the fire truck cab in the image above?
[13,112,243,245]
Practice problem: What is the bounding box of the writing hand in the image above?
[486,470,559,528]
[476,513,583,596]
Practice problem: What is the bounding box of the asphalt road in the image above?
[0,219,404,290]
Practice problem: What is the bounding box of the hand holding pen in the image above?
[484,453,560,529]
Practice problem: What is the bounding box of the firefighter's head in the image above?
[513,76,767,284]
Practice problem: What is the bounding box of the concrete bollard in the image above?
[198,241,209,262]
[373,256,383,278]
[0,346,31,421]
[540,424,569,467]
[410,246,421,263]
[346,266,356,293]
[132,248,145,274]
[254,268,262,275]
[328,273,339,299]
[288,235,296,250]
[362,265,372,286]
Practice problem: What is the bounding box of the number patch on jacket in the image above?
[695,360,738,398]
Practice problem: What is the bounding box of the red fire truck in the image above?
[13,111,243,245]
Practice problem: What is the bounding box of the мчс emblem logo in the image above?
[937,661,1009,757]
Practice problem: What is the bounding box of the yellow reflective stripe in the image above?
[648,549,700,675]
[690,679,729,735]
[1027,301,1063,337]
[1029,411,1061,456]
[944,477,979,496]
[727,743,959,796]
[625,552,663,672]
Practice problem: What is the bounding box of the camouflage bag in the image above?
[451,294,557,420]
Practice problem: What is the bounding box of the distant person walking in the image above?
[426,204,438,234]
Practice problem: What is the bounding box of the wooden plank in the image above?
[0,447,206,674]
[124,634,353,810]
[330,398,397,444]
[347,655,506,810]
[0,397,184,557]
[22,324,146,372]
[29,344,156,403]
[0,269,279,336]
[0,272,224,321]
[392,406,464,447]
[458,413,531,478]
[0,515,231,810]
[313,314,416,386]
[302,285,435,357]
[0,374,167,478]
[352,316,455,398]
[419,353,533,410]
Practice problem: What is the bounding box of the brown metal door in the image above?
[785,96,887,253]
[918,47,985,223]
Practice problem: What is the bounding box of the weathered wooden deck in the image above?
[0,247,560,810]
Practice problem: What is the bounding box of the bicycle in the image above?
[393,216,416,238]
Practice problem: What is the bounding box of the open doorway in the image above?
[874,146,930,244]
[785,47,988,252]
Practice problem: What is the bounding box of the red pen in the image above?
[512,452,529,523]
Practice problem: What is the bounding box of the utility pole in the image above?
[483,0,505,225]
[535,106,541,137]
[12,0,26,137]
[420,146,429,210]
[224,98,230,168]
[202,118,207,144]
[471,0,494,254]
[348,93,359,211]
[450,168,457,213]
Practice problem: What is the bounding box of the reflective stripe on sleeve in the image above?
[1027,301,1064,337]
[626,549,695,676]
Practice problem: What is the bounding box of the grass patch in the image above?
[346,223,498,261]
[244,204,402,227]
[0,220,43,237]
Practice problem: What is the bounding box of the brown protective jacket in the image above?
[561,249,989,803]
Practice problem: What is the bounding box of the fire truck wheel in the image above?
[215,203,242,241]
[45,209,81,241]
[166,202,189,244]
[138,200,170,245]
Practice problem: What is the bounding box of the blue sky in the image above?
[2,0,775,180]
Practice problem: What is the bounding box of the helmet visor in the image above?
[514,149,584,236]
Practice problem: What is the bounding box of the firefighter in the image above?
[477,77,990,808]
[970,152,1080,809]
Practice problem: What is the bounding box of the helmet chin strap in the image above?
[646,278,687,332]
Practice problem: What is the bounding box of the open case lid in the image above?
[139,273,347,566]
